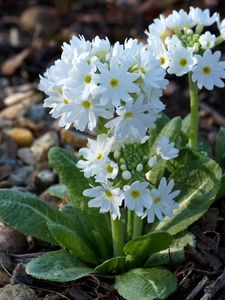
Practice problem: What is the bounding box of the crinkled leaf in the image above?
[114,267,177,300]
[149,155,222,235]
[26,250,92,282]
[63,205,112,260]
[48,147,89,209]
[47,222,99,265]
[123,231,172,267]
[216,127,225,168]
[145,231,196,267]
[94,256,126,274]
[0,189,73,244]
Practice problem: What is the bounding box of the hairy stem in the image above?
[188,72,199,149]
[132,214,143,239]
[111,216,124,257]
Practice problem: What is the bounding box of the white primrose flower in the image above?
[192,50,225,90]
[105,97,157,141]
[189,7,218,27]
[60,93,114,131]
[95,159,119,182]
[83,182,123,220]
[165,35,182,52]
[165,9,194,30]
[156,136,179,160]
[91,36,111,59]
[124,181,152,216]
[61,35,91,63]
[199,31,216,49]
[145,177,180,223]
[94,59,140,107]
[66,59,96,98]
[149,38,169,69]
[136,47,168,89]
[218,18,225,39]
[145,15,167,40]
[167,46,196,76]
[77,134,113,178]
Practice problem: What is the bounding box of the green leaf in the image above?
[47,222,99,265]
[114,267,177,300]
[63,205,112,260]
[48,147,89,209]
[94,256,126,274]
[150,155,222,235]
[145,231,196,267]
[26,250,92,282]
[0,189,72,244]
[216,127,225,168]
[123,232,172,267]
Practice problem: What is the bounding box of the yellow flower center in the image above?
[107,165,114,173]
[131,190,140,198]
[82,100,92,109]
[154,197,161,204]
[124,111,133,120]
[179,58,187,67]
[202,66,211,74]
[96,153,103,160]
[160,57,166,65]
[84,74,92,83]
[105,190,113,200]
[63,98,69,105]
[140,67,145,74]
[57,87,63,95]
[110,78,119,88]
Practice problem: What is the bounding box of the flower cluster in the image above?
[39,36,168,142]
[78,134,180,222]
[145,7,225,90]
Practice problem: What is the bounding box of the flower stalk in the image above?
[132,214,143,239]
[188,72,199,149]
[111,216,124,257]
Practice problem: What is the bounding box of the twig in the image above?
[185,276,209,300]
[200,269,225,300]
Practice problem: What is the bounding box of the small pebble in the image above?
[9,166,33,186]
[31,131,59,161]
[5,128,33,147]
[0,224,27,254]
[17,148,35,165]
[60,129,87,148]
[0,283,39,300]
[35,169,57,188]
[25,104,45,122]
[0,271,10,287]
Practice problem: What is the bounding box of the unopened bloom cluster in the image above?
[79,134,180,223]
[145,7,225,90]
[39,35,168,142]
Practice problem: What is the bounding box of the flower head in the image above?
[124,181,152,216]
[145,177,180,223]
[192,50,225,90]
[156,136,179,160]
[83,182,123,220]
